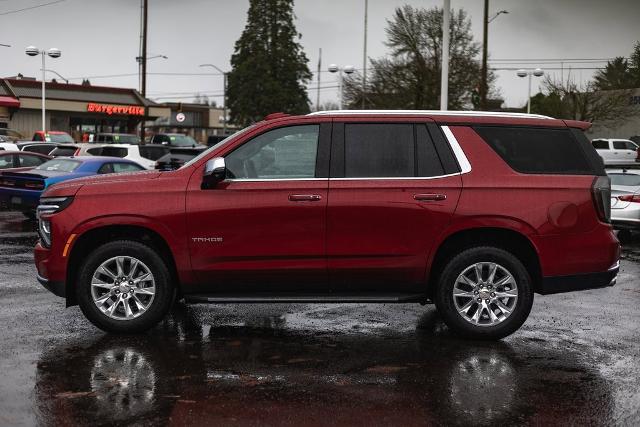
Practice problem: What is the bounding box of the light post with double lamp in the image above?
[26,46,61,133]
[328,64,355,110]
[200,64,227,136]
[517,68,544,114]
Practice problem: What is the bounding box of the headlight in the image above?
[37,197,74,248]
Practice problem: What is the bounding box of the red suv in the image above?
[34,111,619,339]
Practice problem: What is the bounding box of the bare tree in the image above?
[538,75,633,127]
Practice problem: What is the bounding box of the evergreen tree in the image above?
[594,42,640,90]
[594,57,634,90]
[227,0,312,125]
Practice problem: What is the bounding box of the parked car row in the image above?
[0,156,145,219]
[592,138,640,165]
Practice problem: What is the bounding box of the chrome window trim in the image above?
[441,126,472,174]
[328,173,461,181]
[224,174,462,182]
[225,177,325,182]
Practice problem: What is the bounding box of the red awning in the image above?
[0,96,20,108]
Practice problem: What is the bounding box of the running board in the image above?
[183,292,430,304]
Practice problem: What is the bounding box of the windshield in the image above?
[179,125,258,170]
[609,173,640,187]
[169,134,198,147]
[35,159,81,173]
[46,133,74,143]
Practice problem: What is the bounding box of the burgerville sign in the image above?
[87,103,145,116]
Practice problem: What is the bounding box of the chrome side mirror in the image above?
[202,157,226,189]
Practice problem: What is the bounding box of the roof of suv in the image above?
[308,110,553,120]
[303,110,589,129]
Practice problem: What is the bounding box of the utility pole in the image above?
[480,0,488,110]
[317,48,321,111]
[140,0,148,140]
[141,0,148,98]
[362,0,368,109]
[440,0,450,110]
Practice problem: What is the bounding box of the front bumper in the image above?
[36,273,66,298]
[537,261,619,295]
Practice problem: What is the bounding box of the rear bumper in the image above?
[0,189,40,211]
[37,273,65,298]
[537,261,619,295]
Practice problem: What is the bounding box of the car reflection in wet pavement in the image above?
[1,212,639,426]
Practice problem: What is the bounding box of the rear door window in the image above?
[474,126,596,175]
[344,123,414,178]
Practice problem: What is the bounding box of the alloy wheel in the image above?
[452,262,519,327]
[90,256,156,321]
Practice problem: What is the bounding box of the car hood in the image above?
[42,170,162,198]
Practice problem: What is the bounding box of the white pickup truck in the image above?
[592,138,639,165]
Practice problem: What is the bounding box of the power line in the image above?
[0,0,67,16]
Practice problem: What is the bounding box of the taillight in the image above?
[618,194,640,203]
[0,178,15,187]
[592,176,611,223]
[25,181,45,190]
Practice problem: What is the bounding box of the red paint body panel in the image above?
[326,176,461,290]
[34,112,618,301]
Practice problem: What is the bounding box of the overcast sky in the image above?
[1,0,638,109]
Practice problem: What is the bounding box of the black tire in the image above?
[76,240,174,333]
[434,246,534,340]
[617,229,633,245]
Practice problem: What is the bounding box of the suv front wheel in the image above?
[76,240,174,333]
[435,246,534,340]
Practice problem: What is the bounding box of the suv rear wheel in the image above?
[435,247,534,340]
[76,240,173,333]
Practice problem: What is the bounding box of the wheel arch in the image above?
[427,226,542,297]
[65,224,182,306]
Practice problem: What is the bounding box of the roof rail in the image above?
[307,110,553,120]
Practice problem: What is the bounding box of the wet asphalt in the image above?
[0,211,638,427]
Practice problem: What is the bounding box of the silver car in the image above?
[608,169,640,231]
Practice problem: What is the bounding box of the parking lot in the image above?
[0,210,638,426]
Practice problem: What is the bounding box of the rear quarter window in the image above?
[99,147,128,158]
[50,147,76,156]
[592,140,609,150]
[473,126,599,175]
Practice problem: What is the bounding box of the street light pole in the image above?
[26,46,61,133]
[199,64,227,135]
[328,64,355,109]
[440,0,450,110]
[362,0,368,109]
[480,0,488,110]
[481,4,508,110]
[517,68,544,114]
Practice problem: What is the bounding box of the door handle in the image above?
[414,193,447,201]
[289,194,322,202]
